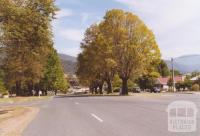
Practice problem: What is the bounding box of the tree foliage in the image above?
[191,84,199,91]
[41,49,68,93]
[77,9,161,95]
[157,60,170,77]
[0,69,7,94]
[76,24,116,94]
[0,0,65,96]
[137,72,160,90]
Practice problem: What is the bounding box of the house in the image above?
[190,75,200,81]
[156,76,185,91]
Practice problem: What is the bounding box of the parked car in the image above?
[151,87,161,93]
[72,86,90,94]
[132,87,141,93]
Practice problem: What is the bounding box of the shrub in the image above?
[0,80,7,94]
[191,84,199,91]
[2,92,9,96]
[113,87,120,93]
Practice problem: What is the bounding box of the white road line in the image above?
[75,102,79,105]
[91,113,103,122]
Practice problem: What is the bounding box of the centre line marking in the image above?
[91,113,103,122]
[75,102,79,105]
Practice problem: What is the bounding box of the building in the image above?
[156,76,185,91]
[190,75,200,81]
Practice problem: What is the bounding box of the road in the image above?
[23,93,200,136]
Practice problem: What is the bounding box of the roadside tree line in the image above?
[0,0,68,96]
[76,9,162,95]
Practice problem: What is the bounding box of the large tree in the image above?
[40,49,68,95]
[157,60,170,77]
[77,9,161,95]
[0,0,58,95]
[77,24,116,94]
[100,9,161,95]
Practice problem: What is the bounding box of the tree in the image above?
[170,70,181,76]
[77,24,116,94]
[77,9,161,95]
[167,78,174,92]
[183,77,192,90]
[100,9,161,95]
[137,72,160,90]
[0,0,57,96]
[40,49,68,95]
[191,72,200,78]
[191,84,199,91]
[0,69,7,94]
[112,74,122,90]
[157,60,170,77]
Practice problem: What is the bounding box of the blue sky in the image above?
[53,0,200,59]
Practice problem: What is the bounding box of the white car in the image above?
[73,86,85,94]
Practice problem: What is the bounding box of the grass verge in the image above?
[0,96,51,104]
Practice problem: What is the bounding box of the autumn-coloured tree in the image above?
[100,9,161,95]
[0,0,58,95]
[77,24,116,94]
[77,9,161,95]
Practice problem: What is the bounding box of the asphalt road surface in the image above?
[23,93,200,136]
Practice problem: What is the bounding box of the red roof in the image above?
[157,76,184,85]
[157,77,169,85]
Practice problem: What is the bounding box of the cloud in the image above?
[58,46,81,57]
[56,9,73,19]
[59,28,84,42]
[115,0,200,58]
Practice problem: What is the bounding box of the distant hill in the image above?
[58,53,77,74]
[58,54,77,63]
[58,54,200,74]
[165,55,200,73]
[1,52,200,74]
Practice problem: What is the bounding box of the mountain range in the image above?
[58,53,77,74]
[165,55,200,73]
[58,54,200,74]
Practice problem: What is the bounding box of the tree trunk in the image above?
[16,81,22,96]
[106,80,112,94]
[99,84,103,94]
[27,82,33,96]
[94,87,98,94]
[90,86,94,94]
[44,90,47,96]
[121,78,128,95]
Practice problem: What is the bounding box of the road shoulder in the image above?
[0,106,39,136]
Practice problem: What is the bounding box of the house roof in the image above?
[157,77,169,85]
[157,76,184,85]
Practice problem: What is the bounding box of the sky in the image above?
[53,0,200,59]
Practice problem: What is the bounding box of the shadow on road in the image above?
[54,94,124,98]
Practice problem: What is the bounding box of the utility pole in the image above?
[171,58,175,92]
